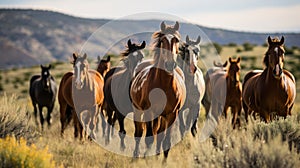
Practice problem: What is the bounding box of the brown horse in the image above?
[130,21,186,159]
[242,36,296,123]
[104,39,146,150]
[96,55,111,137]
[224,57,242,129]
[58,53,104,140]
[97,55,111,77]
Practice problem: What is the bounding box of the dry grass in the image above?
[0,45,300,167]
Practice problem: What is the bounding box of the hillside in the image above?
[1,8,300,69]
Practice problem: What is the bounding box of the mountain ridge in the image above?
[1,8,299,69]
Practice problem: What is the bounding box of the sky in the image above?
[1,0,300,33]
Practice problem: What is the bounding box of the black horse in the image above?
[30,65,57,130]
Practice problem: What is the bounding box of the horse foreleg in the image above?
[32,102,39,126]
[223,104,229,119]
[178,108,186,139]
[162,112,177,159]
[116,111,126,151]
[46,104,54,128]
[190,104,200,137]
[106,106,114,145]
[133,110,143,158]
[100,105,106,137]
[38,105,44,131]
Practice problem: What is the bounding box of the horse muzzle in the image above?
[165,61,177,72]
[74,80,83,89]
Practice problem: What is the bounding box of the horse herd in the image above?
[29,21,296,159]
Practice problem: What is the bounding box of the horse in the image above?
[177,35,205,138]
[29,65,57,131]
[130,21,186,159]
[223,57,242,128]
[58,53,104,140]
[97,55,111,77]
[202,57,241,129]
[96,55,111,137]
[242,36,296,123]
[201,60,227,117]
[104,39,146,150]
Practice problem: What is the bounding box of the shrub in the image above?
[243,42,254,51]
[0,136,56,168]
[213,42,222,54]
[0,93,37,141]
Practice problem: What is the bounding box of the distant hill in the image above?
[1,8,300,69]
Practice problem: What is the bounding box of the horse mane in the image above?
[151,28,181,61]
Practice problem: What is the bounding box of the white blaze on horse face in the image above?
[274,47,278,55]
[275,64,280,76]
[75,61,82,89]
[133,51,138,56]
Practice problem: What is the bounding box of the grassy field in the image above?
[0,44,300,167]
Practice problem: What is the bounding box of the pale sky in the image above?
[1,0,300,33]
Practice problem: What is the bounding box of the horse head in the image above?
[122,39,146,73]
[73,53,89,90]
[40,64,52,90]
[228,57,241,85]
[264,36,285,79]
[181,35,201,74]
[97,55,111,77]
[154,21,181,73]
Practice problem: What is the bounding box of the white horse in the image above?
[178,35,205,138]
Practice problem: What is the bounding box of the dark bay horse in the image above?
[177,35,205,138]
[97,55,111,77]
[96,55,111,137]
[104,39,146,150]
[58,53,104,140]
[242,36,296,122]
[130,21,186,159]
[29,65,57,131]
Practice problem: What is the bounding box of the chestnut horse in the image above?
[29,65,57,131]
[104,39,146,150]
[242,36,296,122]
[177,35,205,138]
[130,21,186,159]
[58,53,104,140]
[224,57,242,129]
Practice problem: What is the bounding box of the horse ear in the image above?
[73,53,77,60]
[127,39,132,48]
[83,53,87,59]
[267,36,272,45]
[107,56,111,62]
[97,56,101,62]
[140,41,146,49]
[229,57,232,63]
[48,64,52,69]
[196,36,201,44]
[237,57,241,63]
[279,36,285,45]
[174,21,179,31]
[186,35,190,43]
[161,21,166,31]
[223,61,228,67]
[40,64,43,69]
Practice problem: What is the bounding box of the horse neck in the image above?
[83,71,94,91]
[226,73,239,89]
[265,67,285,88]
